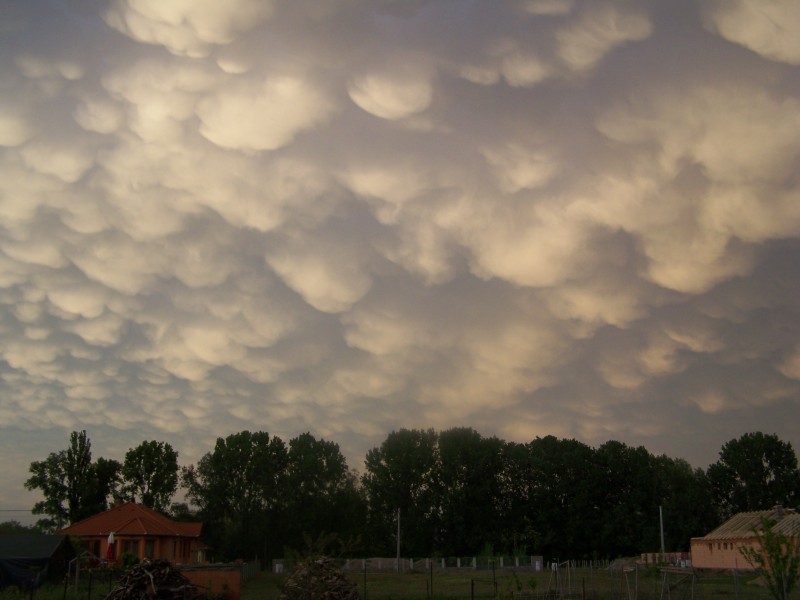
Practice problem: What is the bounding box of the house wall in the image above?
[92,537,203,564]
[690,537,758,570]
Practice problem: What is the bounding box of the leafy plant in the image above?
[739,516,800,600]
[120,552,140,570]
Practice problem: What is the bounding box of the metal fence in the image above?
[272,556,612,574]
[240,558,260,582]
[269,558,778,600]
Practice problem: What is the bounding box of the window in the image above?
[145,540,155,559]
[123,540,140,557]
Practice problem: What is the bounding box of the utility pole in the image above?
[396,508,401,573]
[659,505,666,559]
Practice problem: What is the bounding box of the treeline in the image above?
[24,429,800,562]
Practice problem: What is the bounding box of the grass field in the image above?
[0,565,779,600]
[240,566,779,600]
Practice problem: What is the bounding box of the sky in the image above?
[1,0,799,525]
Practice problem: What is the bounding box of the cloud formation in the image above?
[1,0,799,518]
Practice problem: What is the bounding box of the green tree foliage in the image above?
[495,441,538,555]
[182,430,288,560]
[739,516,800,600]
[25,430,120,529]
[169,502,197,522]
[92,456,123,508]
[24,427,797,560]
[25,451,68,530]
[360,429,724,558]
[362,428,438,556]
[527,436,599,560]
[284,433,366,552]
[595,440,661,557]
[708,432,800,520]
[435,428,506,555]
[652,456,717,552]
[0,520,42,534]
[121,440,179,513]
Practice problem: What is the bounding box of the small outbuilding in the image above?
[690,505,799,570]
[0,534,76,590]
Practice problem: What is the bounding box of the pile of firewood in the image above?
[105,559,202,600]
[279,556,360,600]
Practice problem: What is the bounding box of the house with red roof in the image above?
[59,501,206,564]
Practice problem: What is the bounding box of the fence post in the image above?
[430,559,434,598]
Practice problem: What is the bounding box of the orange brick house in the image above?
[59,501,206,564]
[690,505,799,570]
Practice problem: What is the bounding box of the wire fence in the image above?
[270,558,780,600]
[273,556,609,574]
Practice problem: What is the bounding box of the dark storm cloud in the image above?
[1,0,799,514]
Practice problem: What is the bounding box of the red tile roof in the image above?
[59,502,202,538]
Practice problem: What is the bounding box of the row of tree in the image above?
[24,429,800,562]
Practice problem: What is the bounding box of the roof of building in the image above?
[696,506,799,541]
[59,502,202,538]
[0,535,70,560]
[0,535,76,589]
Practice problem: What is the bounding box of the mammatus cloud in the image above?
[198,75,336,151]
[104,0,275,58]
[556,4,652,71]
[1,0,799,519]
[349,60,435,120]
[703,0,800,66]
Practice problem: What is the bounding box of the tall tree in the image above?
[121,440,179,513]
[651,455,717,551]
[25,430,120,529]
[25,451,68,530]
[495,441,538,555]
[182,430,288,560]
[63,430,95,522]
[362,428,438,556]
[707,432,800,520]
[527,436,600,560]
[87,456,122,514]
[594,440,668,558]
[434,428,506,555]
[283,433,365,550]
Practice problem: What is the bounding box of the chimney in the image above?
[775,504,784,519]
